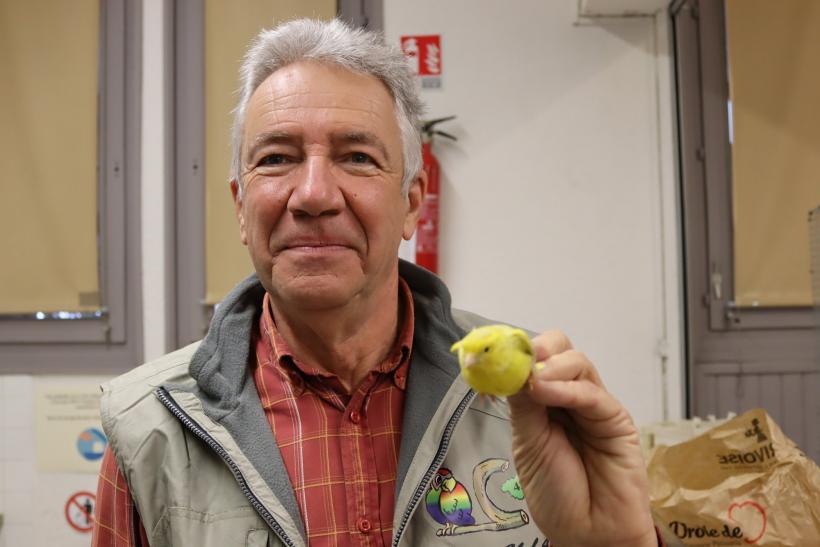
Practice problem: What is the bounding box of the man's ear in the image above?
[402,169,428,240]
[230,179,248,246]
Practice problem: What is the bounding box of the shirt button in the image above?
[350,411,361,424]
[357,517,372,533]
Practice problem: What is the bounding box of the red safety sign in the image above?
[65,491,96,533]
[400,35,442,88]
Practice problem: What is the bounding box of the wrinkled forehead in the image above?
[244,61,401,140]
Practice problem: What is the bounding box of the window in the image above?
[0,0,142,372]
[725,0,820,311]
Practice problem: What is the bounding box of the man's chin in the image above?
[280,291,356,312]
[270,273,361,312]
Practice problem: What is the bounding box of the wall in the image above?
[142,0,169,361]
[0,375,111,547]
[0,376,35,547]
[388,0,683,427]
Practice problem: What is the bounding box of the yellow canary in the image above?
[450,325,534,397]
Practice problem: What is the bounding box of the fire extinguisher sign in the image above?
[400,35,442,88]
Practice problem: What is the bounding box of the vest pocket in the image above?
[246,528,270,547]
[153,507,274,547]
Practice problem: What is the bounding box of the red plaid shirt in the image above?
[93,280,414,547]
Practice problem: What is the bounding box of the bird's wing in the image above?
[508,327,533,356]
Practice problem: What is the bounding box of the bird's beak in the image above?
[463,353,479,369]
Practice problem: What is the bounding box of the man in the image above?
[93,19,659,547]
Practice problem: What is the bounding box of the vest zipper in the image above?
[391,389,476,547]
[155,387,297,547]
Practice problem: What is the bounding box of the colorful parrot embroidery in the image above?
[425,468,475,533]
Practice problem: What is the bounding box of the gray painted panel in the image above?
[694,367,819,463]
[0,319,109,344]
[804,372,820,463]
[758,374,783,427]
[173,0,207,348]
[735,372,760,415]
[715,374,736,418]
[694,366,712,418]
[782,373,805,449]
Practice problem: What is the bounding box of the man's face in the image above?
[233,61,424,311]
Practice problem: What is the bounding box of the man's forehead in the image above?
[249,61,394,111]
[251,88,385,114]
[242,62,402,148]
[243,90,395,142]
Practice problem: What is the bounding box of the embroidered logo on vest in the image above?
[425,458,530,537]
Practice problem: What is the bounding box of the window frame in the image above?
[0,0,143,373]
[173,0,208,348]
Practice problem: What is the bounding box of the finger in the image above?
[533,350,604,387]
[527,377,624,425]
[531,330,573,361]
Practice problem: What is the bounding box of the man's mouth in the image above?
[281,241,354,254]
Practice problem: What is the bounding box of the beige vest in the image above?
[101,266,545,546]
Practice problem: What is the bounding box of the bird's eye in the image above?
[483,346,489,352]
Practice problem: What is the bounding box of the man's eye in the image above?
[350,152,374,164]
[258,154,289,166]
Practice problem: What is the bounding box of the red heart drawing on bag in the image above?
[728,500,767,544]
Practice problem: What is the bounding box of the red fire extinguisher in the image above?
[416,116,457,274]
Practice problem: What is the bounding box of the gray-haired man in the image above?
[93,19,659,547]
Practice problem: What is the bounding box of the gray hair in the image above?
[231,18,424,197]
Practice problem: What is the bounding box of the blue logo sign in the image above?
[77,427,107,461]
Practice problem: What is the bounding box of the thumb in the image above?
[507,388,550,437]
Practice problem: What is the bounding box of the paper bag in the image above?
[647,408,820,546]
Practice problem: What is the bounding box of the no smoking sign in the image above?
[65,491,96,533]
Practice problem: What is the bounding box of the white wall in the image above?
[141,0,169,362]
[388,0,683,426]
[0,375,112,547]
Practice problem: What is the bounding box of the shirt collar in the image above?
[258,277,415,396]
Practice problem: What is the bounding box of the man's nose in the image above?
[287,156,344,217]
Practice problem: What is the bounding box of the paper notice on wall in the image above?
[35,384,107,473]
